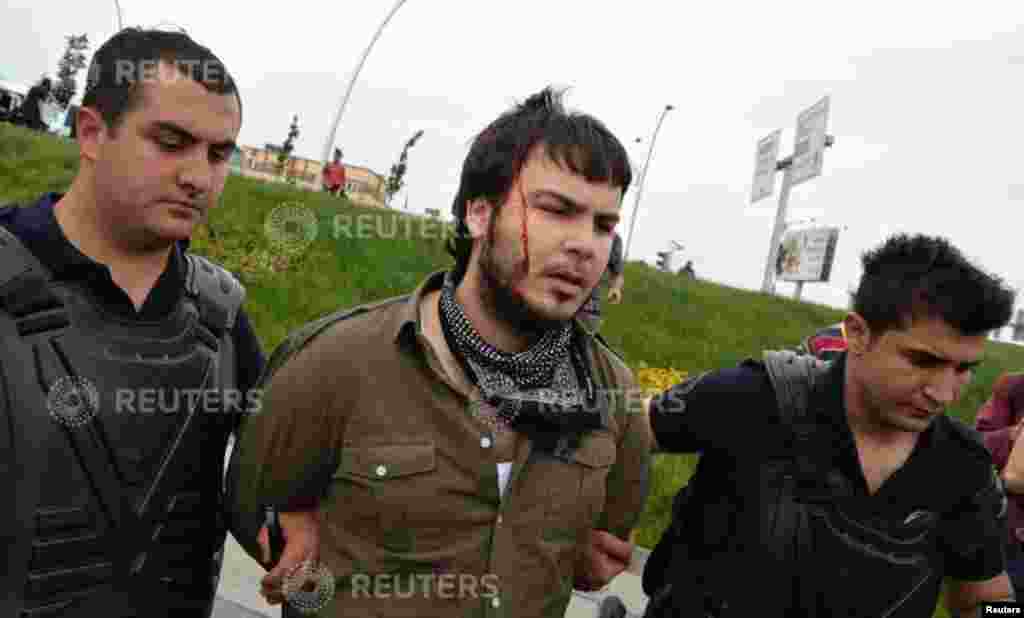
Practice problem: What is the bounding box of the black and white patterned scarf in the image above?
[438,274,606,452]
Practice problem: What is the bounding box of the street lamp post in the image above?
[320,0,410,168]
[114,0,123,29]
[623,104,673,263]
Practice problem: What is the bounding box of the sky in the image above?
[3,0,1024,328]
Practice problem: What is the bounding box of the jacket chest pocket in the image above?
[539,432,617,530]
[330,442,439,534]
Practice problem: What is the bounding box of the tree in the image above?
[276,115,300,179]
[384,129,424,207]
[53,34,90,109]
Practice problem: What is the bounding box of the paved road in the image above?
[212,535,651,618]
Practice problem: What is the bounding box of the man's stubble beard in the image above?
[477,231,566,341]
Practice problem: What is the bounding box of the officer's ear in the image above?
[76,106,110,163]
[464,199,495,241]
[844,313,871,356]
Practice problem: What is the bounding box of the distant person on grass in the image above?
[678,259,694,279]
[19,76,52,132]
[616,233,1018,618]
[322,147,346,197]
[0,28,268,617]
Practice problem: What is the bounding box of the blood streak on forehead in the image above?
[514,181,530,298]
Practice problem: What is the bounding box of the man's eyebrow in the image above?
[905,346,983,368]
[533,190,582,211]
[152,121,235,149]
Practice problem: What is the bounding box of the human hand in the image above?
[257,510,321,605]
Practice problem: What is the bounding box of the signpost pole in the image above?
[761,161,794,294]
[756,96,833,296]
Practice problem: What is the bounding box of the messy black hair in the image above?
[446,86,633,284]
[852,233,1016,337]
[82,27,241,131]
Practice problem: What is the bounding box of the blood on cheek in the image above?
[514,183,530,298]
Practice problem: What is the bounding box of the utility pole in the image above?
[623,104,673,262]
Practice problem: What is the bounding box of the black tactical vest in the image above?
[642,350,836,618]
[0,226,245,618]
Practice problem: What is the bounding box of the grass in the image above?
[4,123,1022,616]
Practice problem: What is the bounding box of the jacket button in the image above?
[481,436,492,449]
[376,465,387,477]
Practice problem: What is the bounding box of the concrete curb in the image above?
[213,596,275,618]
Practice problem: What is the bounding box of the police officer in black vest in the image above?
[0,28,268,617]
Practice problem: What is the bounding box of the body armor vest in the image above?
[0,226,245,618]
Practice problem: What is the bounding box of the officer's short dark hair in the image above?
[82,27,241,131]
[852,233,1016,337]
[446,86,632,284]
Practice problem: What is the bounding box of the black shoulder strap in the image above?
[762,349,828,426]
[0,225,60,318]
[0,226,59,617]
[183,253,245,339]
[762,349,832,615]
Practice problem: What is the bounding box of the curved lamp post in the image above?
[114,0,123,29]
[319,0,410,168]
[623,104,673,262]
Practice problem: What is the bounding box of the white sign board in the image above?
[790,96,830,187]
[776,226,840,282]
[751,129,781,203]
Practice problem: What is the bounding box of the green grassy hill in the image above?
[4,123,1022,615]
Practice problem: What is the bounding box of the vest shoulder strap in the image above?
[183,253,246,338]
[762,349,829,427]
[0,224,59,317]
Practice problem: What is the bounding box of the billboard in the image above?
[790,96,831,187]
[775,226,840,282]
[750,129,781,203]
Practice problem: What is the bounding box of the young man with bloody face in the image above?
[634,234,1018,618]
[0,29,266,617]
[229,87,652,617]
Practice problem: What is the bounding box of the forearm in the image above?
[1003,439,1024,493]
[980,427,1015,470]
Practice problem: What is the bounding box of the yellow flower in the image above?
[635,367,688,396]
